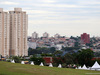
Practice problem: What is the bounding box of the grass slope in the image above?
[0,61,100,75]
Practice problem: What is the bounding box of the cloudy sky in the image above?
[0,0,100,37]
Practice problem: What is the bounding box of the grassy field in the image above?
[0,61,100,75]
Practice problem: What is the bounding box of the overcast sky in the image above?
[0,0,100,37]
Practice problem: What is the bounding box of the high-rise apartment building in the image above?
[0,8,10,57]
[81,33,90,44]
[0,8,28,57]
[54,33,60,38]
[43,32,49,38]
[32,32,38,39]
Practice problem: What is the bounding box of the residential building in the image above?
[81,33,90,44]
[28,41,37,49]
[54,33,60,38]
[0,8,10,57]
[43,32,49,38]
[0,8,28,57]
[32,32,38,39]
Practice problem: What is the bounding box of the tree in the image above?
[74,42,79,47]
[28,47,56,56]
[12,56,21,63]
[53,57,63,67]
[63,53,74,64]
[53,51,63,57]
[94,51,100,57]
[77,49,94,66]
[50,47,56,53]
[62,47,80,52]
[30,56,44,65]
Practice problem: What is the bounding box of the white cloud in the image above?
[33,3,100,8]
[54,4,78,8]
[28,18,100,37]
[27,10,51,14]
[28,17,100,25]
[0,1,19,5]
[41,0,56,3]
[78,0,100,5]
[33,3,78,8]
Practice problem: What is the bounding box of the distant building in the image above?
[93,49,100,52]
[54,33,60,38]
[81,33,90,44]
[32,32,38,39]
[28,42,37,49]
[56,44,64,50]
[43,32,49,38]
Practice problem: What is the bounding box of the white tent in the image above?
[91,61,100,70]
[81,64,87,70]
[75,67,78,69]
[78,66,82,69]
[21,61,25,64]
[58,64,62,68]
[40,62,44,66]
[11,60,15,63]
[31,61,34,65]
[49,63,53,67]
[87,67,91,70]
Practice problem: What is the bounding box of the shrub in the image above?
[30,56,44,65]
[12,56,21,63]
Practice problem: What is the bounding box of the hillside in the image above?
[0,61,100,75]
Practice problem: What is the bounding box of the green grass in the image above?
[0,61,100,75]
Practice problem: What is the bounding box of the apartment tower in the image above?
[81,33,90,44]
[0,8,10,57]
[32,32,38,39]
[0,8,28,57]
[43,32,49,38]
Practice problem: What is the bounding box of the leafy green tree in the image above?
[30,56,44,65]
[94,52,100,57]
[53,57,63,67]
[53,51,63,57]
[50,47,56,53]
[63,53,74,64]
[62,47,80,51]
[41,53,52,57]
[77,49,94,66]
[28,47,56,56]
[12,56,21,63]
[74,42,79,47]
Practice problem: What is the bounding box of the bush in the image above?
[30,56,44,65]
[62,63,67,68]
[52,63,59,67]
[41,54,52,57]
[6,59,11,62]
[12,56,21,63]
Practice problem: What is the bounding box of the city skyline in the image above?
[31,32,98,38]
[0,0,100,37]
